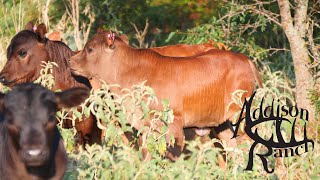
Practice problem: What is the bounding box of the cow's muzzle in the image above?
[20,146,50,166]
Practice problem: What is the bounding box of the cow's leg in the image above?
[89,117,102,145]
[134,116,185,161]
[74,116,103,148]
[75,117,95,147]
[210,120,237,169]
[224,78,255,145]
[213,120,237,148]
[74,121,86,147]
[139,135,152,161]
[184,127,197,141]
[166,116,185,160]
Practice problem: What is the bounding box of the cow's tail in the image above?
[248,60,263,88]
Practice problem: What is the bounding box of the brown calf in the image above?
[0,23,101,147]
[69,30,262,159]
[88,34,226,89]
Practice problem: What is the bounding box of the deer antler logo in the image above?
[232,92,314,173]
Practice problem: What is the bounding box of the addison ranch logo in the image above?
[232,92,314,173]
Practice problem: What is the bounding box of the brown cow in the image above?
[84,33,255,140]
[69,30,262,159]
[117,33,227,57]
[87,34,225,89]
[87,40,218,90]
[150,41,228,57]
[86,33,230,142]
[47,30,224,60]
[0,23,101,147]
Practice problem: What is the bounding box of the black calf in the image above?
[0,83,89,179]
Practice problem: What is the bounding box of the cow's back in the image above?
[114,48,256,128]
[150,43,215,57]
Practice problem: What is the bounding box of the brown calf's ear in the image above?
[25,21,35,31]
[35,23,47,42]
[55,87,90,109]
[97,27,104,33]
[105,31,115,49]
[48,31,61,41]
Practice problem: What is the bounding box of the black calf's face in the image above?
[0,83,89,166]
[4,85,57,166]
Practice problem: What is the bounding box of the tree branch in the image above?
[277,0,294,32]
[294,0,308,38]
[251,8,281,26]
[307,20,320,65]
[220,1,281,27]
[131,19,149,48]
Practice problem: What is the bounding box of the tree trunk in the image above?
[278,0,315,121]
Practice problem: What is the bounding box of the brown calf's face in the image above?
[0,83,89,166]
[0,30,49,87]
[69,31,115,79]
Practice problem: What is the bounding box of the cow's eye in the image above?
[18,50,27,58]
[86,46,93,54]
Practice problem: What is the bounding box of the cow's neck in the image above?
[52,73,87,90]
[108,43,158,86]
[44,40,87,90]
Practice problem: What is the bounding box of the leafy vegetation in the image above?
[37,59,318,179]
[0,0,319,179]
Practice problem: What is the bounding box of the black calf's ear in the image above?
[55,88,89,108]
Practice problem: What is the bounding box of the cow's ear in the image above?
[0,93,5,112]
[120,34,129,45]
[55,88,89,108]
[97,27,104,33]
[35,23,47,42]
[105,31,115,49]
[48,31,61,41]
[25,21,35,31]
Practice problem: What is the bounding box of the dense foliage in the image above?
[0,0,319,179]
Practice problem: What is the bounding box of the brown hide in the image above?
[117,33,226,57]
[47,31,61,41]
[88,36,230,89]
[0,24,101,147]
[69,31,261,158]
[150,42,221,57]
